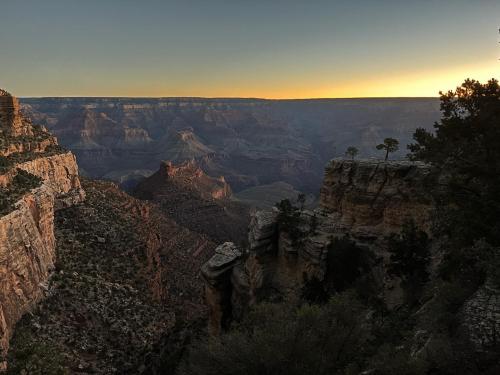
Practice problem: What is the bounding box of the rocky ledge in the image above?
[201,159,436,334]
[319,159,435,237]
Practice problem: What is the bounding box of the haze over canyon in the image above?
[21,97,439,199]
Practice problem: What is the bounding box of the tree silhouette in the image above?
[345,146,359,160]
[376,138,399,161]
[409,79,500,246]
[297,193,306,210]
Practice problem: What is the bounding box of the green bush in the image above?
[275,199,305,245]
[178,292,370,375]
[13,169,42,189]
[7,328,67,375]
[387,221,430,305]
[0,170,42,215]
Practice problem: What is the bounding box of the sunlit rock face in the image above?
[0,89,85,369]
[0,90,32,138]
[201,159,437,333]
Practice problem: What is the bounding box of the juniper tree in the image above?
[376,138,399,161]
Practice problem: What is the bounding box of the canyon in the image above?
[21,97,440,196]
[1,88,497,373]
[1,90,218,373]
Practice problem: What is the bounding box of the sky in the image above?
[0,0,499,98]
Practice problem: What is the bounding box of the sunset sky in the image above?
[1,0,499,98]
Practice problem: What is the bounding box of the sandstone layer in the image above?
[319,159,435,237]
[0,90,84,369]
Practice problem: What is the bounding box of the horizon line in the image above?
[19,95,440,100]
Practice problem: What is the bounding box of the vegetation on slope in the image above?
[7,179,215,374]
[0,169,42,215]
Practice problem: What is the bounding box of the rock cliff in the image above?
[201,159,436,334]
[7,180,217,373]
[0,90,84,369]
[134,160,250,245]
[202,158,499,360]
[319,159,435,237]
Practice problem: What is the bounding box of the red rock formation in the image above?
[0,91,32,137]
[137,160,231,201]
[0,185,55,370]
[134,160,250,245]
[0,89,84,369]
[16,152,85,208]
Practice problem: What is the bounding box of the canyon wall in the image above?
[202,158,499,356]
[16,152,85,208]
[21,97,439,193]
[0,185,56,369]
[202,159,436,334]
[0,90,84,369]
[319,159,435,237]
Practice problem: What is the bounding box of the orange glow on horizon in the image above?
[16,61,499,100]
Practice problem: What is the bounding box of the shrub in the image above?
[7,328,67,375]
[178,292,370,375]
[326,235,376,294]
[387,221,430,305]
[275,199,305,245]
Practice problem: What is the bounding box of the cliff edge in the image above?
[0,89,84,369]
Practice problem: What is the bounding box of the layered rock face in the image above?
[0,90,84,369]
[135,159,231,201]
[134,160,249,245]
[0,90,32,137]
[21,97,439,193]
[16,152,85,208]
[319,159,435,238]
[0,185,55,367]
[201,159,435,334]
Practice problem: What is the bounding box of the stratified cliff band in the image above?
[0,89,85,369]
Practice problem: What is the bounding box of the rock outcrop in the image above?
[135,159,231,201]
[319,159,435,237]
[462,282,500,352]
[16,152,85,208]
[201,159,436,333]
[0,90,32,137]
[134,160,250,245]
[201,242,242,335]
[0,89,84,369]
